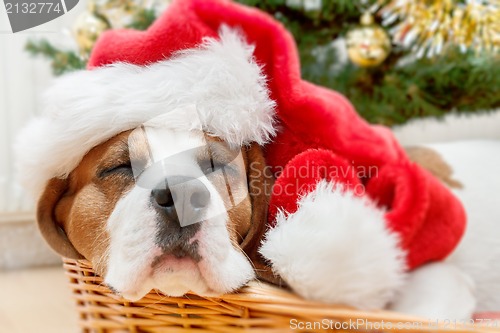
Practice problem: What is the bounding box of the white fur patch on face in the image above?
[260,180,406,310]
[105,186,160,300]
[136,125,209,227]
[195,211,256,295]
[105,127,254,300]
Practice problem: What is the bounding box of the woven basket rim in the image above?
[63,258,500,333]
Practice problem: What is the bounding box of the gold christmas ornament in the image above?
[346,12,392,67]
[72,1,110,56]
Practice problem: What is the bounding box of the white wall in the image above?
[0,2,85,214]
[0,2,87,269]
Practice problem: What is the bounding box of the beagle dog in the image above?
[17,28,500,320]
[38,128,277,300]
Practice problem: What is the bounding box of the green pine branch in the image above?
[126,8,157,30]
[311,46,500,126]
[236,0,498,126]
[25,7,157,76]
[25,39,86,76]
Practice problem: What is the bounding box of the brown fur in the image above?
[239,143,280,285]
[46,132,135,276]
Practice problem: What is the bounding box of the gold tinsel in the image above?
[378,0,499,57]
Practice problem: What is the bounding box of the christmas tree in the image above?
[26,0,499,126]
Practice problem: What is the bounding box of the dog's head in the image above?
[16,28,278,300]
[38,126,274,300]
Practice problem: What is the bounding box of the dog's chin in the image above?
[115,252,254,301]
[151,255,214,297]
[113,256,209,301]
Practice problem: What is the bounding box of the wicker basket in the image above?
[64,258,499,333]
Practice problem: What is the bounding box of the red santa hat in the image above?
[17,0,465,293]
[15,26,275,198]
[87,0,465,270]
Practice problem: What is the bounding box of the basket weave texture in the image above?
[64,258,499,333]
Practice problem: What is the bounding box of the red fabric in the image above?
[89,0,466,270]
[365,162,466,268]
[268,149,362,226]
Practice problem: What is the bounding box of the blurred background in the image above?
[1,4,87,332]
[0,0,498,332]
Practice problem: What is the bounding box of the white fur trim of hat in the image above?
[15,26,276,198]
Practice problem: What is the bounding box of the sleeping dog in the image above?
[16,29,500,320]
[38,128,274,299]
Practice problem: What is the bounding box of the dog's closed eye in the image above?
[199,159,224,174]
[99,163,133,178]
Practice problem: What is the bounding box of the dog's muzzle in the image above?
[150,176,211,261]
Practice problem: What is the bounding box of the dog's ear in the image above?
[240,143,282,285]
[37,177,83,259]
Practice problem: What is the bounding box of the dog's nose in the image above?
[152,187,175,210]
[151,176,211,226]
